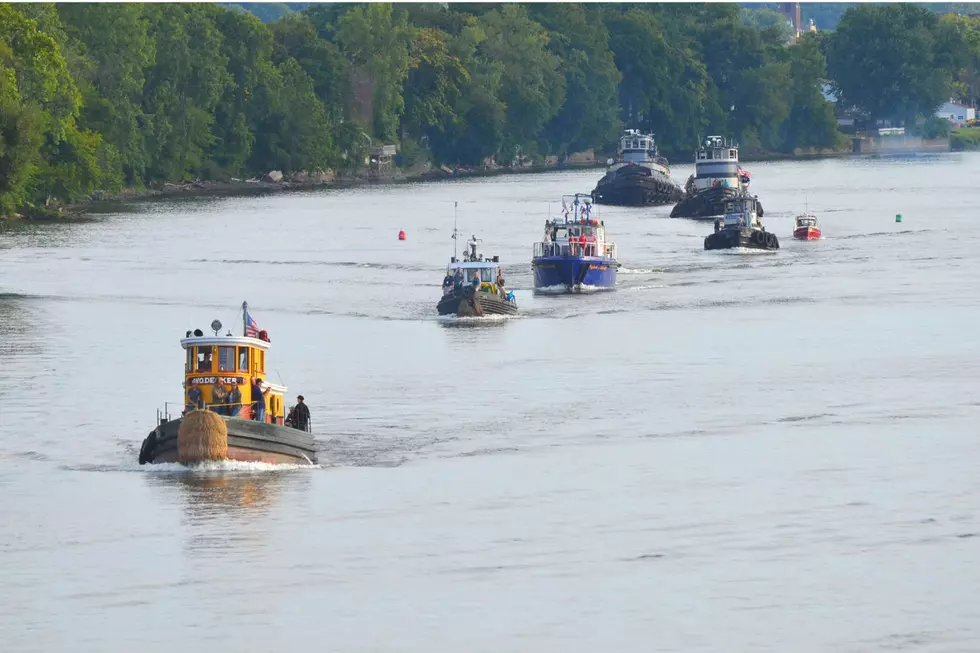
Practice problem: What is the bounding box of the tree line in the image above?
[2,3,979,217]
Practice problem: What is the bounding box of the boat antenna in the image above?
[452,201,458,261]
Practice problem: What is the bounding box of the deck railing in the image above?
[534,241,617,259]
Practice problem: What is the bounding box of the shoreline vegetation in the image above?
[1,142,960,220]
[3,3,979,220]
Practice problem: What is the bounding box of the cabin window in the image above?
[730,149,736,158]
[218,346,236,372]
[196,346,213,373]
[186,348,193,373]
[464,268,492,285]
[238,347,250,373]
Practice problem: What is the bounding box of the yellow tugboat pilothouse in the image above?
[138,302,318,466]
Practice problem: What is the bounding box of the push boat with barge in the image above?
[671,136,763,219]
[704,194,779,252]
[438,235,518,317]
[138,303,318,465]
[592,129,683,207]
[532,193,618,292]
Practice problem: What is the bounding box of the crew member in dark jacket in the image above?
[292,395,311,432]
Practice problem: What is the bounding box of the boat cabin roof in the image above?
[181,334,270,350]
[796,215,818,224]
[447,260,498,271]
[724,196,759,212]
[619,130,658,153]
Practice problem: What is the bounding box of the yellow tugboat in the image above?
[138,302,317,465]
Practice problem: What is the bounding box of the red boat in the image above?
[793,214,821,240]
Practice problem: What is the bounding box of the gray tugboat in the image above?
[704,195,779,251]
[592,129,683,206]
[671,136,763,219]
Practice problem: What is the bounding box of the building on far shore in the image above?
[935,100,976,126]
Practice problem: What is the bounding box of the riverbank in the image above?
[2,143,953,221]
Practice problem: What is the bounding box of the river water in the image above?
[2,153,979,652]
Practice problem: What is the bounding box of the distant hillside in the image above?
[740,3,979,31]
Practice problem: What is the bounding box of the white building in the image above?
[936,100,975,125]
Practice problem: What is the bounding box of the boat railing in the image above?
[534,241,615,258]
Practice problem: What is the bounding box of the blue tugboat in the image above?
[532,193,618,293]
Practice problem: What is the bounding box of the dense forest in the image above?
[2,3,980,217]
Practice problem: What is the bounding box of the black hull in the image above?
[671,187,764,219]
[592,166,683,207]
[704,228,779,251]
[437,292,518,316]
[139,416,318,465]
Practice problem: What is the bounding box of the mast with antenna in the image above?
[452,201,458,261]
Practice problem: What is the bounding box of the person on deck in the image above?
[495,270,506,296]
[292,395,311,432]
[186,385,202,413]
[471,272,481,289]
[452,268,464,293]
[251,378,269,422]
[227,383,242,417]
[212,383,229,416]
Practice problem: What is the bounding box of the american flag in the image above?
[244,307,259,338]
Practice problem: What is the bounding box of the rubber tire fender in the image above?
[753,230,766,246]
[138,429,157,465]
[766,232,777,248]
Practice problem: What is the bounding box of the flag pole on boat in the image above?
[242,301,248,337]
[452,201,458,261]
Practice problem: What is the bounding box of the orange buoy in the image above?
[398,230,407,240]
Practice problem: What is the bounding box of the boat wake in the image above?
[63,460,319,473]
[147,460,318,472]
[705,247,777,255]
[435,313,521,326]
[618,267,664,275]
[534,284,614,295]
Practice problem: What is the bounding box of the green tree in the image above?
[0,41,44,214]
[780,34,838,151]
[141,4,231,182]
[942,14,980,107]
[826,4,965,126]
[476,4,564,158]
[271,12,351,126]
[528,4,621,155]
[249,57,334,173]
[209,8,274,175]
[336,3,415,142]
[0,4,109,212]
[604,8,711,156]
[57,3,152,185]
[740,8,794,44]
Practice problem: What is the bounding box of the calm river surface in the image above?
[2,154,979,652]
